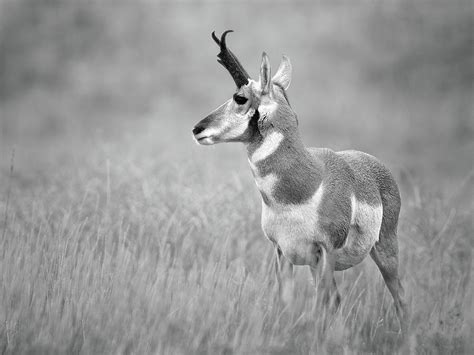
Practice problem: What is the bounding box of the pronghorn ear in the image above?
[259,52,272,95]
[272,55,292,90]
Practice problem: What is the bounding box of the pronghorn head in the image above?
[193,30,294,146]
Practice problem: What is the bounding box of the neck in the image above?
[246,128,323,205]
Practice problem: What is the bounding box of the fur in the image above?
[193,46,407,332]
[251,140,389,270]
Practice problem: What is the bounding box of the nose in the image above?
[192,125,206,136]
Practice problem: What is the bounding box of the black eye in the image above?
[233,94,248,105]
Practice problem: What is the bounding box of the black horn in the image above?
[212,30,250,88]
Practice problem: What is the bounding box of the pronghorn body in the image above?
[193,31,408,333]
[251,144,391,271]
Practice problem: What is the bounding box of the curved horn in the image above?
[211,30,250,87]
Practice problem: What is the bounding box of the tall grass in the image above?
[0,142,472,353]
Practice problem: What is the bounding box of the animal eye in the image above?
[233,94,248,105]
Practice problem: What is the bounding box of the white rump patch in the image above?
[335,196,383,269]
[251,131,284,163]
[351,199,383,243]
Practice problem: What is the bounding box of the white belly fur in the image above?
[261,183,328,265]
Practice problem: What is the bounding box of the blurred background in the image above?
[0,0,473,185]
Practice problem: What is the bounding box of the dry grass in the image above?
[0,142,472,354]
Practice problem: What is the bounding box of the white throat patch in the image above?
[251,131,284,163]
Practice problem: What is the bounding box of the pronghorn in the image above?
[193,30,408,332]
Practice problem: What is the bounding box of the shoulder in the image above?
[307,147,348,167]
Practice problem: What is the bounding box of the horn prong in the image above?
[211,31,220,45]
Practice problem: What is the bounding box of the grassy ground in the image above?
[0,139,472,354]
[1,1,473,354]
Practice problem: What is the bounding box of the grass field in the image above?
[1,137,472,354]
[1,1,473,354]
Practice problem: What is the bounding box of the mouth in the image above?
[193,134,215,145]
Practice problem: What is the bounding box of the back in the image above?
[336,150,401,209]
[307,148,385,206]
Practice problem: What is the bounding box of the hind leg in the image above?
[370,234,408,334]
